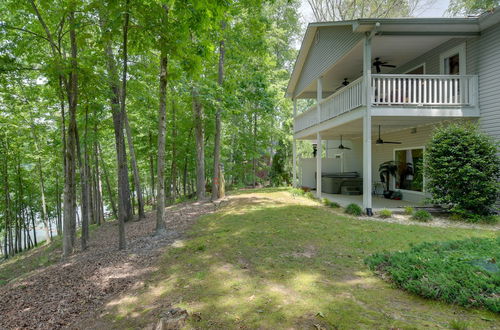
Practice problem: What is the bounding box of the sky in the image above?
[299,0,451,23]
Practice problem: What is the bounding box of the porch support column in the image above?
[362,33,373,216]
[316,77,323,198]
[292,139,297,188]
[316,133,322,198]
[292,99,297,188]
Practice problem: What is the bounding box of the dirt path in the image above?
[0,200,215,329]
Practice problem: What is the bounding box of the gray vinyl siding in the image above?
[477,22,500,140]
[295,26,363,97]
[391,24,500,141]
[392,38,478,75]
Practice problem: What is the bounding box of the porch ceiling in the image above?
[297,35,460,99]
[296,117,466,141]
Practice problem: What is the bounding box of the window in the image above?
[394,148,424,192]
[440,43,466,75]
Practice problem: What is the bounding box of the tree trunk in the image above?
[192,84,205,200]
[99,10,131,249]
[1,136,11,258]
[212,22,225,201]
[62,10,79,257]
[170,99,178,202]
[156,5,169,234]
[123,113,145,219]
[120,0,144,220]
[98,144,118,220]
[76,106,90,251]
[55,174,62,236]
[149,131,155,206]
[93,139,104,225]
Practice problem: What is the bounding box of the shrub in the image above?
[322,198,340,208]
[412,210,432,222]
[365,237,500,313]
[378,209,392,218]
[404,206,414,215]
[304,191,315,200]
[345,203,362,216]
[290,188,305,197]
[425,123,500,216]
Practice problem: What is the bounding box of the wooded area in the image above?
[0,0,300,258]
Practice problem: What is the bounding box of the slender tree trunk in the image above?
[93,140,104,225]
[55,175,62,236]
[149,131,155,206]
[2,136,10,258]
[183,154,188,197]
[253,113,257,188]
[170,99,178,202]
[62,10,79,257]
[98,144,118,220]
[192,84,205,200]
[156,5,169,234]
[29,122,52,244]
[212,22,225,200]
[120,0,144,220]
[99,9,131,249]
[37,159,51,244]
[76,106,90,251]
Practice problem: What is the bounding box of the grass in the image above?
[365,237,500,313]
[102,189,499,329]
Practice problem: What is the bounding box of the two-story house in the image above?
[288,8,500,215]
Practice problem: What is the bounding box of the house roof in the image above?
[286,7,500,99]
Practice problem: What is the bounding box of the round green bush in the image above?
[345,203,362,216]
[378,209,392,218]
[412,210,432,222]
[404,206,414,216]
[425,123,500,217]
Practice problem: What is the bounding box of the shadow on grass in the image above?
[103,192,500,329]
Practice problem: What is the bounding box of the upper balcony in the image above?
[294,74,479,134]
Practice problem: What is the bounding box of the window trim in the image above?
[404,63,426,74]
[392,146,426,195]
[439,43,466,74]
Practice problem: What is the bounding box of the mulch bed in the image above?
[0,200,216,329]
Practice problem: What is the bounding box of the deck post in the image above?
[363,33,373,216]
[292,139,297,188]
[316,78,323,198]
[316,133,322,198]
[292,99,297,188]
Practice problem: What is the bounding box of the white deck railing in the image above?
[371,74,478,106]
[294,74,479,133]
[294,103,318,132]
[320,77,364,121]
[294,77,364,132]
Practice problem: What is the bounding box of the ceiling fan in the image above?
[341,78,350,86]
[373,57,396,73]
[376,126,402,145]
[332,135,351,150]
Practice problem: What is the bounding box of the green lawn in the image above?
[103,189,499,329]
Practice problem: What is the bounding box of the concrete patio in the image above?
[322,193,420,212]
